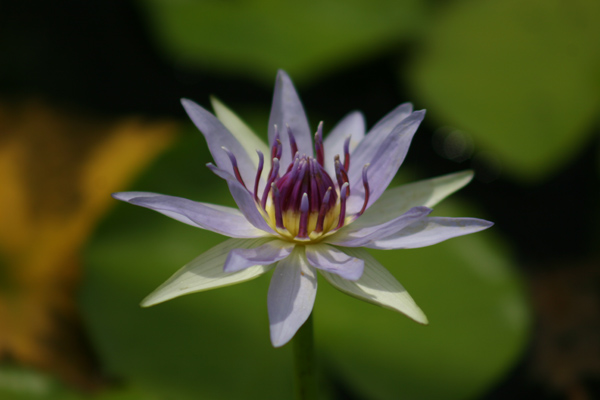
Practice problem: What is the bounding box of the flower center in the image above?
[268,154,340,239]
[224,123,370,242]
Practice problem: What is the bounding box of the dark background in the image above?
[1,1,598,399]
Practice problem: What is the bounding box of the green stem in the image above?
[293,312,317,400]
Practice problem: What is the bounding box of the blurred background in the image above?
[0,0,598,399]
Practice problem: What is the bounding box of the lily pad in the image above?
[137,0,425,82]
[408,0,600,181]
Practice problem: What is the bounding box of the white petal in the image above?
[113,192,268,238]
[211,96,270,170]
[224,240,294,273]
[305,244,364,281]
[141,238,275,307]
[350,170,474,228]
[268,247,317,347]
[320,247,427,324]
[366,217,494,250]
[268,70,312,168]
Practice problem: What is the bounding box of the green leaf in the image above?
[137,0,425,82]
[0,365,154,400]
[408,0,600,181]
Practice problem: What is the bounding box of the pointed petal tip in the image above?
[180,98,198,115]
[140,286,176,308]
[482,219,495,229]
[139,294,160,308]
[429,169,475,191]
[463,217,495,231]
[276,69,290,79]
[270,333,291,348]
[111,191,150,202]
[180,98,193,107]
[459,169,475,183]
[180,98,208,117]
[411,109,426,121]
[269,312,310,348]
[401,304,429,325]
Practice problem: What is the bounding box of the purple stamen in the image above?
[297,193,310,238]
[254,150,264,202]
[359,164,370,216]
[265,131,339,236]
[271,183,285,229]
[334,156,343,188]
[287,125,298,159]
[222,146,246,189]
[274,139,283,161]
[278,157,300,204]
[314,187,332,233]
[309,160,319,211]
[334,155,350,196]
[271,126,280,159]
[343,136,351,172]
[336,182,349,229]
[284,152,299,175]
[315,122,324,167]
[288,160,308,211]
[261,158,280,209]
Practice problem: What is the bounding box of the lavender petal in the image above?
[346,110,425,215]
[207,164,275,234]
[224,240,295,273]
[268,247,317,347]
[366,217,494,250]
[305,244,364,281]
[326,206,432,247]
[181,98,257,189]
[113,192,268,238]
[323,111,366,176]
[268,70,312,168]
[347,103,413,183]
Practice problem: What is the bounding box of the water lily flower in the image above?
[113,71,493,347]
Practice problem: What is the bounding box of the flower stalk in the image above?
[293,313,317,400]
